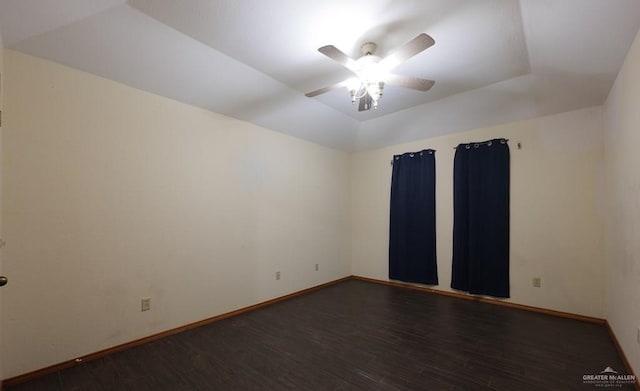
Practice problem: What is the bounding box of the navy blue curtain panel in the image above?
[451,139,510,298]
[389,150,438,285]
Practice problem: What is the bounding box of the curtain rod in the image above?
[453,139,521,149]
[391,140,521,165]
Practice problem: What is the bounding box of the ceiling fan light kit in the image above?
[306,33,436,112]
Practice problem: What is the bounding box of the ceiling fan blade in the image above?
[379,33,435,70]
[305,80,348,97]
[386,74,435,91]
[318,45,361,72]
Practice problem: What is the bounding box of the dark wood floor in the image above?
[5,279,636,390]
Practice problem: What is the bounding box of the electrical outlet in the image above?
[532,277,541,288]
[141,297,151,312]
[315,263,319,271]
[276,271,281,280]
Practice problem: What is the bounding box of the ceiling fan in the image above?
[305,33,436,112]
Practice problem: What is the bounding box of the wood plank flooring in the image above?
[5,279,636,390]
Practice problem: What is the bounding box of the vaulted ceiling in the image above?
[1,0,639,151]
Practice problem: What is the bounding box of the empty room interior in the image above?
[1,0,640,390]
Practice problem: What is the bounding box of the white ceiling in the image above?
[1,0,639,151]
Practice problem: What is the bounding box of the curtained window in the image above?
[451,139,510,298]
[389,149,438,285]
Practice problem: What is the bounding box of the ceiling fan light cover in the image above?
[355,55,387,83]
[346,77,362,92]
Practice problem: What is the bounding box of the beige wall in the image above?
[1,50,351,378]
[4,33,639,379]
[603,27,640,375]
[351,106,604,318]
